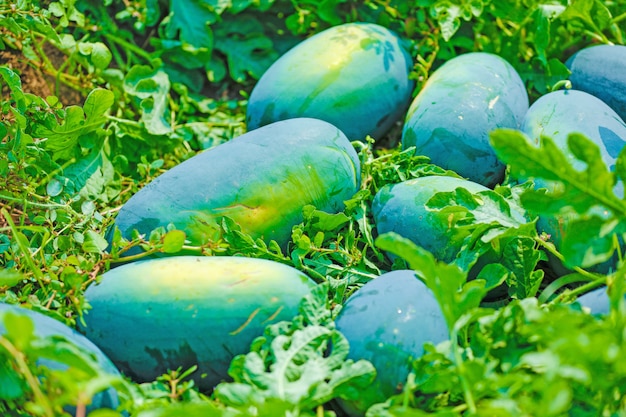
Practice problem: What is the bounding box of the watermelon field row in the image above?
[1,1,626,416]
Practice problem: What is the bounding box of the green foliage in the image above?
[0,310,128,416]
[424,185,546,299]
[213,284,376,415]
[490,129,626,270]
[1,0,626,415]
[370,295,626,416]
[35,88,114,161]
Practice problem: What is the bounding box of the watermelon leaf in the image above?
[425,185,544,297]
[214,283,376,413]
[213,15,278,82]
[34,88,114,161]
[124,65,172,135]
[491,128,626,269]
[490,129,626,217]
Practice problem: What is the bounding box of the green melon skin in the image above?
[576,286,626,316]
[112,118,360,254]
[402,52,529,187]
[246,22,415,142]
[0,304,122,415]
[566,44,626,121]
[373,175,491,263]
[334,270,448,416]
[78,256,316,391]
[520,89,626,276]
[372,175,528,299]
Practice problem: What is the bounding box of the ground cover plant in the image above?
[1,0,626,416]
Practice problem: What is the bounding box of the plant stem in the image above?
[401,372,416,408]
[613,12,626,24]
[1,208,47,292]
[108,38,126,70]
[0,193,82,222]
[75,403,86,417]
[104,33,153,64]
[538,273,604,304]
[106,115,143,127]
[33,157,77,190]
[451,328,477,413]
[181,121,245,129]
[109,247,160,263]
[0,337,56,417]
[555,277,608,301]
[582,29,610,44]
[535,238,608,282]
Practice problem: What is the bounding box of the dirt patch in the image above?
[1,45,85,107]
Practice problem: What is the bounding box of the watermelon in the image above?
[402,52,529,187]
[576,286,626,316]
[111,118,360,254]
[519,89,626,275]
[78,256,316,391]
[566,44,626,121]
[372,175,490,264]
[334,270,448,416]
[372,174,526,277]
[246,22,415,141]
[0,304,122,414]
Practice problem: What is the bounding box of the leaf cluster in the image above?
[0,309,128,417]
[371,295,626,416]
[1,0,626,415]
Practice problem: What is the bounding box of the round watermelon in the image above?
[334,269,448,416]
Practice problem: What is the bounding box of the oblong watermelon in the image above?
[0,304,122,414]
[566,44,626,121]
[334,270,448,416]
[246,22,415,141]
[402,52,529,187]
[78,256,316,391]
[112,118,360,253]
[519,89,626,275]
